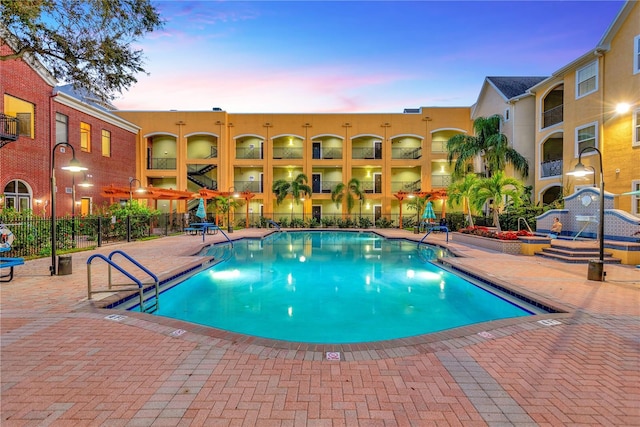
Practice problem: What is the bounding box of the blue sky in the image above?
[113,1,626,113]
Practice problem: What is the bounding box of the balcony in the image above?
[234,181,263,193]
[391,180,421,192]
[391,147,422,160]
[541,159,563,178]
[543,104,563,129]
[148,157,177,170]
[313,148,342,159]
[431,175,452,188]
[312,180,341,194]
[273,147,303,159]
[352,147,381,160]
[362,181,382,194]
[0,114,19,148]
[236,147,262,159]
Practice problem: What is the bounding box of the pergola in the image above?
[393,189,448,229]
[101,184,196,216]
[198,189,256,228]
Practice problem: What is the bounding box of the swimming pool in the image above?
[147,231,539,343]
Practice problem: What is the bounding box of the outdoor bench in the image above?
[1,257,25,283]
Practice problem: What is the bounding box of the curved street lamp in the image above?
[50,142,87,275]
[129,178,144,203]
[567,146,604,281]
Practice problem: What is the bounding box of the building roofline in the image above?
[55,91,140,133]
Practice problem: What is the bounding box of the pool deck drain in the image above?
[1,228,638,426]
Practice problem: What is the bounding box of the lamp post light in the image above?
[129,178,143,203]
[227,186,238,233]
[567,146,605,281]
[50,142,87,275]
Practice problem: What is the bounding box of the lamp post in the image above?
[129,178,143,203]
[567,146,605,281]
[227,186,237,233]
[50,142,87,275]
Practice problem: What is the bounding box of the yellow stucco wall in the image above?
[115,108,474,216]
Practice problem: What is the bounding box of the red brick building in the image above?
[1,43,139,217]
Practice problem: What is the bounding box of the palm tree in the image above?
[272,173,312,220]
[447,173,480,227]
[331,178,365,216]
[212,195,241,227]
[470,171,524,232]
[446,114,529,179]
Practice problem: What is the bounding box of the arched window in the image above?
[3,180,31,211]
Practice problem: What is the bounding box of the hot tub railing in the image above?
[418,226,449,246]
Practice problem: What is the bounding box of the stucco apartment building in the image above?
[1,0,638,222]
[530,0,639,214]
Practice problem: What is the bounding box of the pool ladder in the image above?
[87,250,159,313]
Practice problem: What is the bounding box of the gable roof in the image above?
[55,84,117,112]
[486,77,547,101]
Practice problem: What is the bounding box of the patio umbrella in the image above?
[422,201,436,223]
[195,198,206,220]
[620,190,640,196]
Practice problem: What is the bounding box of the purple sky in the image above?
[113,1,626,113]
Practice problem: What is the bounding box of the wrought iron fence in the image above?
[0,213,185,258]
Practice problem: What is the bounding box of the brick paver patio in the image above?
[1,229,638,426]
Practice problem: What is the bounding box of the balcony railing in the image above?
[431,175,452,188]
[541,159,563,178]
[362,181,382,194]
[148,157,177,170]
[391,147,422,159]
[352,147,381,160]
[313,148,343,159]
[311,180,341,194]
[273,147,303,159]
[234,181,263,193]
[0,113,19,148]
[236,147,262,159]
[543,104,563,128]
[391,180,421,192]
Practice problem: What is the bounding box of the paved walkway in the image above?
[1,229,638,426]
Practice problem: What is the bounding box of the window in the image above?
[102,129,111,157]
[576,60,598,98]
[634,35,640,74]
[575,122,597,156]
[632,180,640,216]
[504,108,510,122]
[56,113,68,144]
[80,122,91,152]
[3,95,34,138]
[634,109,640,147]
[3,180,31,212]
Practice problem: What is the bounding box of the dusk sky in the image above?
[113,1,626,114]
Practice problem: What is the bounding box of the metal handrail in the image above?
[517,217,533,233]
[418,226,449,245]
[267,220,281,230]
[87,251,159,313]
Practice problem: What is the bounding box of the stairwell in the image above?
[535,240,621,264]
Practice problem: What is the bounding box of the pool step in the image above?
[535,242,622,264]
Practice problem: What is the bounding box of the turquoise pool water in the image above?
[150,231,534,343]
